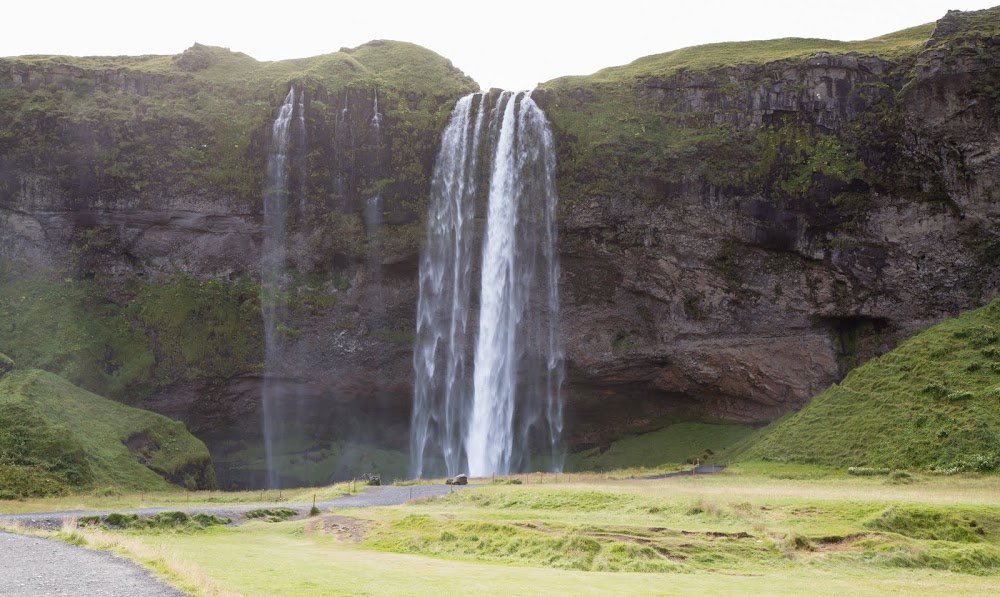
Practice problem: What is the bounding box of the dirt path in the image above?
[0,531,186,596]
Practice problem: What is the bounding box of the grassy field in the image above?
[7,468,998,595]
[566,422,756,472]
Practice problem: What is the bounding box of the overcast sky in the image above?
[3,1,998,90]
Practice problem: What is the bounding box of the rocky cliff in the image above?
[537,8,1000,446]
[1,9,999,476]
[0,41,476,482]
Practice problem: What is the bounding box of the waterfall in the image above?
[371,87,383,131]
[365,89,386,324]
[411,91,563,478]
[261,86,304,489]
[411,95,484,477]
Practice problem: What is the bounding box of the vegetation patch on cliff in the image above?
[0,40,477,206]
[738,297,1000,471]
[0,369,215,498]
[534,17,983,209]
[0,267,262,401]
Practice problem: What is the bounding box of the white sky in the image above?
[3,1,998,90]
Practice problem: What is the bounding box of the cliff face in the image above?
[0,42,477,470]
[1,10,999,469]
[538,9,1000,445]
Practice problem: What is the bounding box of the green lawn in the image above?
[566,422,756,472]
[28,469,999,595]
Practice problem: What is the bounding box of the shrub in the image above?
[104,513,140,528]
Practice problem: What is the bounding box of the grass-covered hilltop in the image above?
[0,40,475,206]
[0,6,998,491]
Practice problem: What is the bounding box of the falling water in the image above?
[411,92,563,478]
[365,89,386,323]
[261,86,303,488]
[411,95,484,477]
[370,87,383,131]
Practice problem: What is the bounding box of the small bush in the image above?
[946,391,974,402]
[783,532,813,551]
[492,477,523,485]
[686,498,722,517]
[105,512,141,527]
[191,513,231,526]
[77,515,102,526]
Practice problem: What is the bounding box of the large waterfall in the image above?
[411,91,563,478]
[261,87,304,488]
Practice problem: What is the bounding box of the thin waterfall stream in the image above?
[261,86,304,488]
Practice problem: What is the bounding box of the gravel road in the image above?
[0,484,464,596]
[0,531,186,596]
[0,484,462,530]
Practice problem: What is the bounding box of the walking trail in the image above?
[0,484,458,596]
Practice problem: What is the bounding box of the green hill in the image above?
[0,366,215,498]
[737,298,1000,472]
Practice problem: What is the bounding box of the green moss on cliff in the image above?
[738,297,1000,471]
[1,369,214,498]
[534,18,977,208]
[0,268,262,401]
